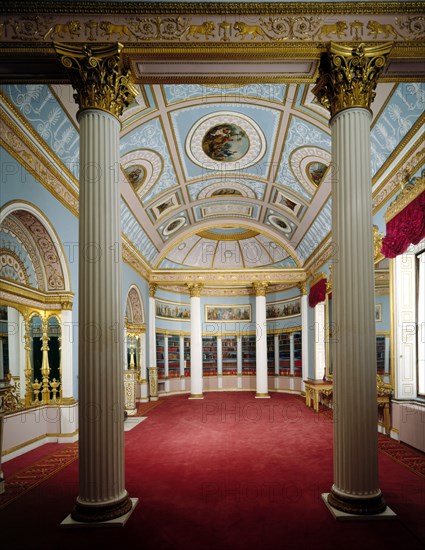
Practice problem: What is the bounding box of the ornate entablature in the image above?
[0,2,424,84]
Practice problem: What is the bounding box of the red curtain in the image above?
[308,277,327,308]
[382,191,425,259]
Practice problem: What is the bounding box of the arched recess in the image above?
[0,201,74,409]
[124,284,147,413]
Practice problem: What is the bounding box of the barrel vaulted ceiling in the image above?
[1,1,424,285]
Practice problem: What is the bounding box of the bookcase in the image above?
[278,333,290,375]
[156,333,165,379]
[202,336,217,376]
[222,336,237,375]
[267,333,275,375]
[168,334,180,378]
[184,336,190,376]
[242,335,256,375]
[293,331,302,376]
[376,336,385,374]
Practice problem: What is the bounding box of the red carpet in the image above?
[1,392,425,550]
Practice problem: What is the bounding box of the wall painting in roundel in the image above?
[124,164,145,191]
[307,162,328,186]
[202,124,250,163]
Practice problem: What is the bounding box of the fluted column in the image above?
[148,284,158,401]
[313,42,392,515]
[60,306,74,399]
[253,282,270,398]
[55,43,138,523]
[298,283,309,392]
[187,283,203,399]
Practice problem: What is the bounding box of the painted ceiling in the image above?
[1,79,424,271]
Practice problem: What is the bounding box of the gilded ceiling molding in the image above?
[0,101,79,216]
[53,42,138,119]
[1,2,423,16]
[384,172,425,222]
[373,138,424,214]
[0,280,73,311]
[186,282,204,297]
[150,269,306,286]
[252,281,269,296]
[312,42,393,118]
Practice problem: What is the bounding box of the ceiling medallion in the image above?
[186,111,266,171]
[269,214,291,234]
[163,216,186,236]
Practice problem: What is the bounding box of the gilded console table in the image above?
[304,376,392,434]
[304,381,333,412]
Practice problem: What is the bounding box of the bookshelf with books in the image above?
[168,334,180,378]
[242,335,256,375]
[293,331,302,376]
[156,333,165,380]
[222,336,237,375]
[184,336,191,377]
[376,336,385,374]
[267,334,275,375]
[202,336,217,376]
[278,333,290,375]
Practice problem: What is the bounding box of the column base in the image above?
[324,490,389,517]
[255,393,271,399]
[62,498,138,528]
[189,394,204,400]
[150,396,159,402]
[69,494,134,523]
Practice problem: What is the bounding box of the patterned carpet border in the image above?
[135,399,164,416]
[0,400,163,509]
[0,442,79,510]
[317,405,425,479]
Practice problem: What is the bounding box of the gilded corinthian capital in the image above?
[187,283,204,297]
[252,281,269,296]
[53,42,138,118]
[312,42,392,118]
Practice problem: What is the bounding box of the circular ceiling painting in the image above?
[202,124,250,163]
[186,112,266,171]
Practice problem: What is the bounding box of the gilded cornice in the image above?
[373,138,425,214]
[384,173,425,222]
[1,2,423,16]
[310,271,327,286]
[150,268,306,286]
[0,280,74,312]
[0,97,80,216]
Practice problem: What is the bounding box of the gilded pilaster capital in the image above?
[312,42,392,118]
[252,281,269,296]
[373,225,384,262]
[297,282,307,296]
[53,42,138,119]
[187,283,204,297]
[149,283,158,298]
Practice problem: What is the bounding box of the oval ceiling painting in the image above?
[307,161,328,186]
[202,124,250,163]
[269,214,291,234]
[186,111,266,171]
[163,216,186,236]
